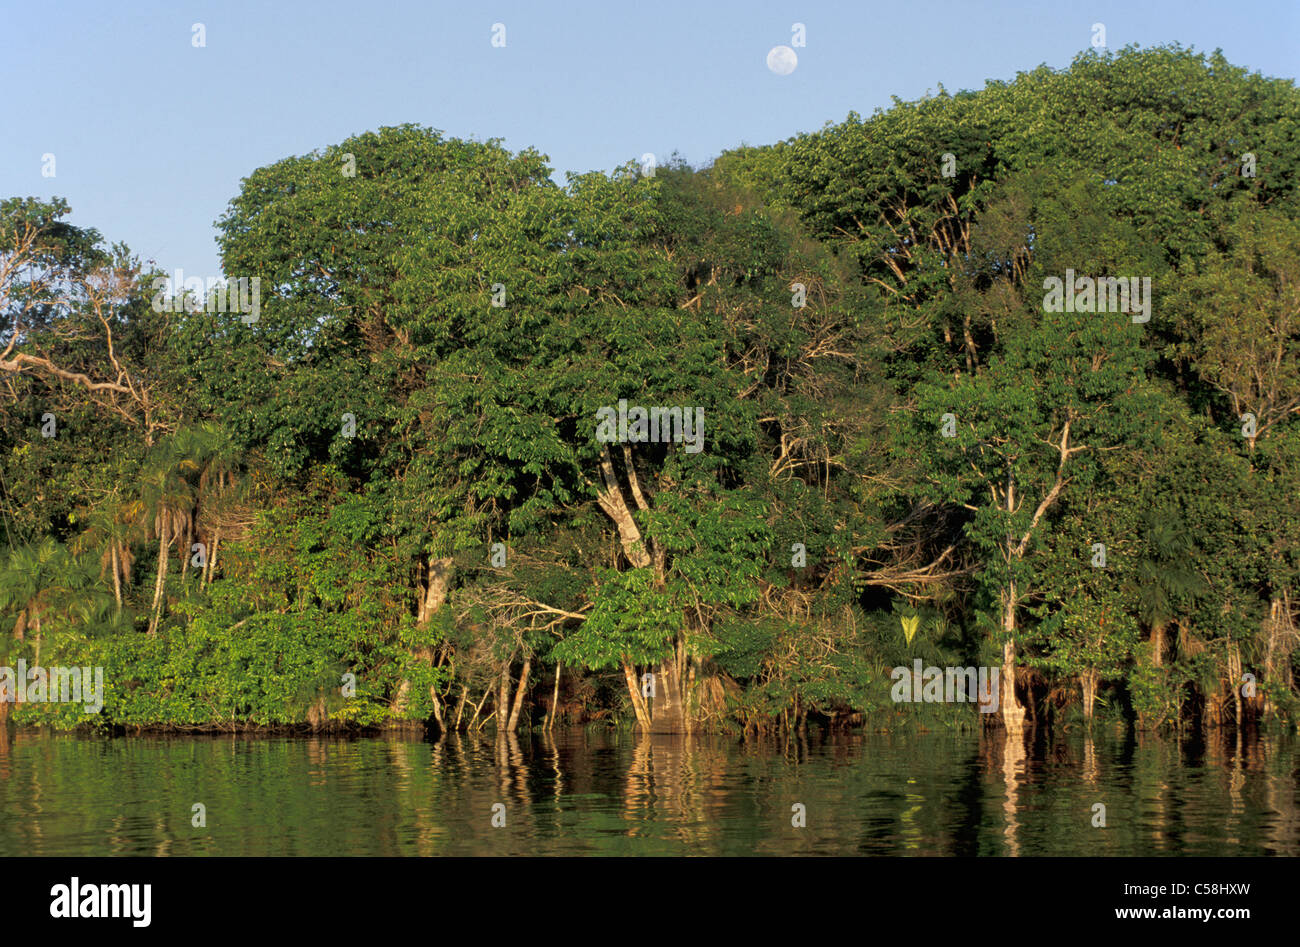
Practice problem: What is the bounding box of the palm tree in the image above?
[0,538,113,668]
[137,445,196,636]
[186,423,243,588]
[71,493,136,611]
[135,424,245,634]
[1129,508,1205,667]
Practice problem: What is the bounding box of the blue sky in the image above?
[2,0,1295,279]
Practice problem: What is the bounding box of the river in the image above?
[0,728,1295,856]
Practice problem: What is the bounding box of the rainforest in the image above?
[1,45,1297,745]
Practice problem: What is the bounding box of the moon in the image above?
[766,45,797,76]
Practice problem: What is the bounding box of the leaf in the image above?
[901,613,921,646]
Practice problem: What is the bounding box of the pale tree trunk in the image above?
[453,686,468,731]
[1228,642,1244,729]
[496,659,511,731]
[1263,598,1279,720]
[598,447,702,734]
[149,527,168,636]
[1261,595,1296,723]
[546,662,561,731]
[622,445,668,579]
[1080,669,1099,722]
[1000,582,1026,732]
[429,656,446,732]
[1151,620,1166,667]
[594,447,652,568]
[622,658,652,733]
[467,687,491,732]
[650,640,691,734]
[631,448,693,734]
[599,446,659,734]
[686,658,698,731]
[393,556,455,722]
[202,532,220,590]
[423,557,454,616]
[110,545,122,607]
[653,657,684,734]
[415,560,427,625]
[180,518,192,578]
[993,425,1079,734]
[506,654,531,732]
[621,647,697,735]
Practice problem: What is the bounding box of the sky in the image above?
[2,0,1295,280]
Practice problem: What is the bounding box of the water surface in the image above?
[0,729,1295,856]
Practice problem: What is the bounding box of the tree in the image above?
[0,538,114,725]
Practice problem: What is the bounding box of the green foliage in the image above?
[2,47,1297,734]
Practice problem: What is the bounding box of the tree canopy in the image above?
[2,45,1296,736]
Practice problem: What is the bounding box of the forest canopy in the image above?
[1,45,1297,736]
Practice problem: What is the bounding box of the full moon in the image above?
[766,45,797,76]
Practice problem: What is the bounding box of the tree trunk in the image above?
[1080,669,1099,722]
[622,658,652,733]
[1000,582,1026,732]
[202,531,220,590]
[422,557,454,617]
[149,527,168,636]
[467,687,491,732]
[595,447,652,568]
[1229,642,1244,729]
[393,556,455,722]
[453,686,468,731]
[506,655,531,732]
[1151,620,1166,667]
[1261,595,1294,722]
[496,658,511,731]
[110,545,122,607]
[649,641,689,734]
[429,686,445,731]
[547,662,561,731]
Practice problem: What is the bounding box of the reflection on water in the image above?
[0,726,1296,856]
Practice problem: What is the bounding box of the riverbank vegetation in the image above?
[1,46,1297,736]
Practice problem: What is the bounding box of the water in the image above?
[0,729,1295,856]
